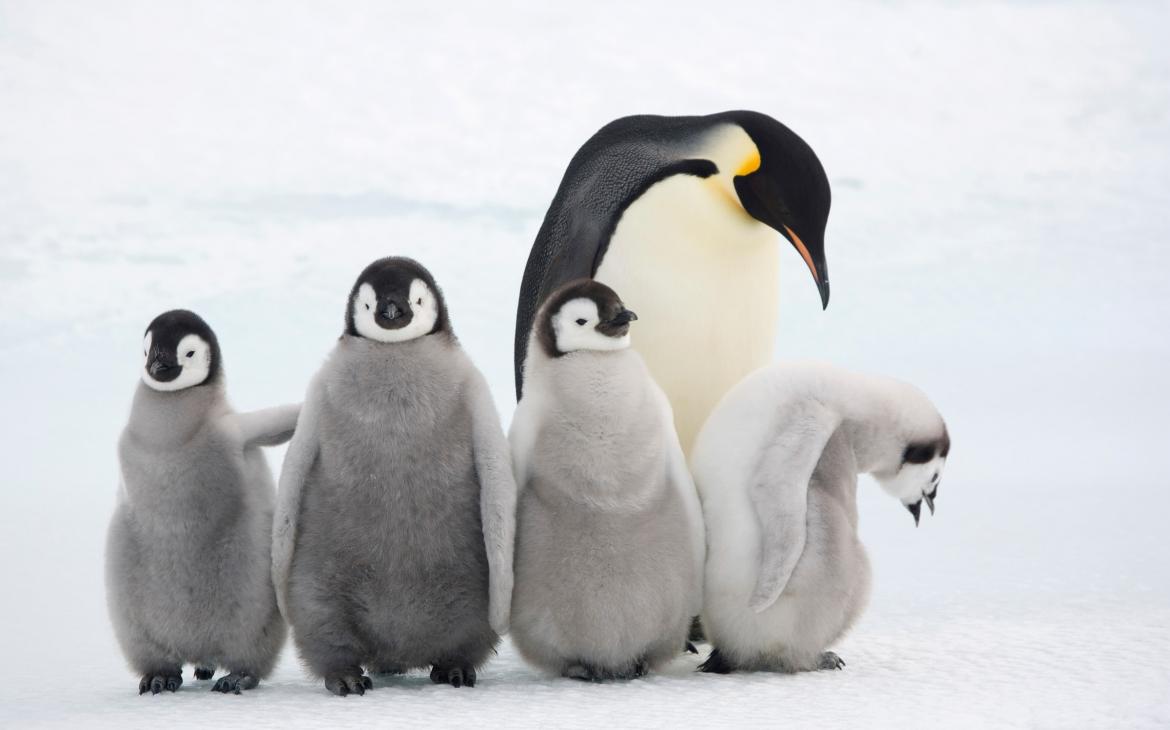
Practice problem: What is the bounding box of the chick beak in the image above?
[907,500,922,527]
[924,491,936,515]
[609,308,638,326]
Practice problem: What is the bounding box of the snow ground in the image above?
[1,1,1168,727]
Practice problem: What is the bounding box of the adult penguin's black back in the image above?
[513,111,832,454]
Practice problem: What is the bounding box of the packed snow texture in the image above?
[1,1,1168,727]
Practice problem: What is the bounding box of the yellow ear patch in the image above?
[736,149,761,176]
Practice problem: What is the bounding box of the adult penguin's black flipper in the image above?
[513,116,722,398]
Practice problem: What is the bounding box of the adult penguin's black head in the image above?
[345,257,451,342]
[721,110,832,308]
[141,310,222,391]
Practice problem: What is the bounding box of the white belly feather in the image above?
[596,172,779,455]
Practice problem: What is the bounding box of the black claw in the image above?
[139,672,181,694]
[431,664,476,688]
[685,641,698,654]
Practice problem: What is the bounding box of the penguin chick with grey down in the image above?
[692,361,950,674]
[273,257,516,696]
[106,309,298,694]
[509,279,704,681]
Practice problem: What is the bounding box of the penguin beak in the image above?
[597,308,637,337]
[782,226,830,310]
[147,350,180,381]
[924,488,937,515]
[732,174,830,309]
[375,297,412,329]
[609,309,638,326]
[906,500,922,527]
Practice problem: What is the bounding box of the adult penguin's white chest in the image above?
[595,172,780,455]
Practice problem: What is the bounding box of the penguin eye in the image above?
[186,350,195,358]
[364,303,370,311]
[575,318,587,326]
[416,297,423,305]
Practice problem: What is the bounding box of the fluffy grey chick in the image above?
[509,279,704,681]
[273,257,515,696]
[692,361,950,674]
[107,309,298,694]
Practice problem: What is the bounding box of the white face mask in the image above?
[552,298,631,354]
[141,331,213,391]
[352,279,439,343]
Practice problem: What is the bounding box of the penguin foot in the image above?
[817,651,846,671]
[697,648,735,674]
[325,672,372,697]
[564,660,646,682]
[138,671,182,694]
[211,672,259,694]
[430,663,476,688]
[194,667,215,681]
[685,641,698,654]
[688,616,706,643]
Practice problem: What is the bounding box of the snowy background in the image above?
[1,1,1168,727]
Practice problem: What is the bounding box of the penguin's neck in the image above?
[328,334,462,417]
[595,171,780,455]
[127,381,227,448]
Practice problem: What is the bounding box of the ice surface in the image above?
[1,1,1168,727]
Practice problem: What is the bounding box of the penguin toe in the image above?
[139,672,182,694]
[817,651,846,671]
[325,672,371,696]
[211,672,259,694]
[430,664,476,688]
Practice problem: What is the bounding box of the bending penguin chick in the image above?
[509,279,704,681]
[106,310,297,694]
[691,361,950,673]
[273,257,516,696]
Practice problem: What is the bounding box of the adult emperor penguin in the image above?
[691,361,950,673]
[106,310,298,694]
[509,279,705,681]
[273,257,516,696]
[514,110,832,454]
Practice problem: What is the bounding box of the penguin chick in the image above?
[509,279,704,681]
[106,310,298,694]
[692,361,950,674]
[272,257,516,696]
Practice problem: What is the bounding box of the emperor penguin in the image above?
[691,361,950,673]
[106,310,298,694]
[514,110,832,455]
[509,279,705,681]
[273,257,516,696]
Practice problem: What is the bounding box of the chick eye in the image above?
[416,298,423,305]
[185,350,195,358]
[575,318,587,326]
[364,303,370,310]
